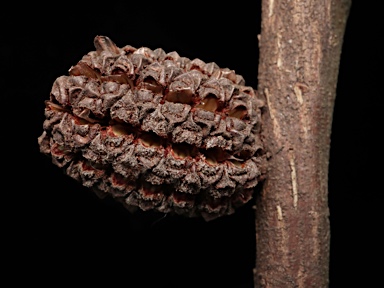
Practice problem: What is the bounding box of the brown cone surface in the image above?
[38,36,266,220]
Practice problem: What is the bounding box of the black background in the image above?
[3,1,382,287]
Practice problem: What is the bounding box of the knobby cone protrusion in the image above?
[38,36,267,220]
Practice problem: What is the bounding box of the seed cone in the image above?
[38,36,266,221]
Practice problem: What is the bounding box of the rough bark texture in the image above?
[255,0,351,287]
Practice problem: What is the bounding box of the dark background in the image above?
[3,1,382,287]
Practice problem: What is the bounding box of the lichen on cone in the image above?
[38,35,266,221]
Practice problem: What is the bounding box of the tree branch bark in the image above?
[254,0,351,287]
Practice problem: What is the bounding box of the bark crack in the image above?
[289,150,298,209]
[276,205,283,220]
[264,88,281,139]
[293,83,304,105]
[294,82,310,140]
[269,0,274,17]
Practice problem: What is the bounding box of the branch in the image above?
[255,0,351,287]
